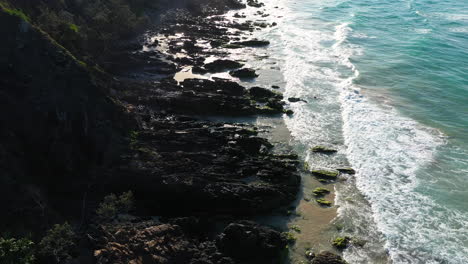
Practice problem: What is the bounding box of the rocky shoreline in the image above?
[0,0,346,263]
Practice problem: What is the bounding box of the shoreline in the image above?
[0,0,350,263]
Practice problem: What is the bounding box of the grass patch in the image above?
[0,3,30,22]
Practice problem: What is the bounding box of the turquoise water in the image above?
[239,0,468,262]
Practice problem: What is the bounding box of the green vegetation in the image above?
[290,225,301,233]
[311,170,339,179]
[312,187,330,196]
[1,0,153,67]
[316,198,332,206]
[332,236,350,249]
[39,223,75,263]
[68,23,79,33]
[129,130,139,146]
[0,3,30,21]
[282,232,296,244]
[96,191,135,221]
[0,237,35,264]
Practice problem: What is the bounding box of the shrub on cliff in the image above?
[38,223,76,263]
[96,191,135,221]
[2,0,150,66]
[0,237,35,264]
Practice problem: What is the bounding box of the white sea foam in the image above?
[270,1,468,263]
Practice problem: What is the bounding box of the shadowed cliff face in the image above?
[0,10,127,233]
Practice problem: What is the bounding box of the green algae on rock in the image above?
[311,170,339,179]
[311,146,337,153]
[332,236,351,250]
[290,225,301,233]
[312,187,331,196]
[282,232,297,244]
[316,198,332,206]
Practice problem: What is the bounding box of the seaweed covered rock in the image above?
[217,221,287,263]
[311,170,339,179]
[311,146,337,153]
[313,187,330,196]
[332,236,351,250]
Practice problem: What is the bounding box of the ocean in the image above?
[233,0,468,263]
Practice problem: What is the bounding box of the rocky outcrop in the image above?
[91,219,287,264]
[93,221,231,264]
[98,116,300,216]
[204,59,244,72]
[217,221,287,263]
[229,68,259,78]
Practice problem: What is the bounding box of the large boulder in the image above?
[204,59,244,72]
[229,68,258,78]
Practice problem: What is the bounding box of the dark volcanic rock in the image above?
[217,221,287,263]
[100,117,300,216]
[288,97,307,103]
[232,39,270,47]
[229,68,259,78]
[247,0,265,8]
[249,87,283,101]
[204,59,244,72]
[311,251,347,264]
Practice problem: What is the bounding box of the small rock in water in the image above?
[337,167,356,174]
[316,198,332,206]
[332,236,351,250]
[312,187,330,196]
[229,68,259,78]
[311,170,339,179]
[311,146,337,153]
[305,249,316,260]
[232,39,270,47]
[288,97,307,103]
